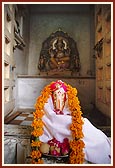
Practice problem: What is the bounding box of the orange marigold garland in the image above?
[30,83,51,164]
[65,83,85,164]
[30,81,85,164]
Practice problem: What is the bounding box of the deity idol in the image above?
[31,80,111,164]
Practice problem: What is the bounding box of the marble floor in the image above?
[5,111,34,126]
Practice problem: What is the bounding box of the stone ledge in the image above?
[4,124,32,137]
[17,74,96,79]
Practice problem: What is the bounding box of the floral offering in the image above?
[30,80,85,164]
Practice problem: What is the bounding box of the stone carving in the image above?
[38,29,80,74]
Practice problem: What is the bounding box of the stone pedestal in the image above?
[4,124,32,164]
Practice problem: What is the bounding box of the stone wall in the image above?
[16,77,95,116]
[28,4,95,76]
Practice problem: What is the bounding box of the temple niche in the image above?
[38,29,81,76]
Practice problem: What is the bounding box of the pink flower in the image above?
[48,138,61,148]
[61,138,70,155]
[50,80,67,92]
[48,138,70,156]
[51,149,60,156]
[61,148,69,155]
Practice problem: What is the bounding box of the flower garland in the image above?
[30,81,85,164]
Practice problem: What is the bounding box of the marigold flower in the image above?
[30,150,42,159]
[31,140,42,147]
[33,110,44,119]
[31,81,85,164]
[37,158,44,164]
[31,128,44,137]
[31,120,44,131]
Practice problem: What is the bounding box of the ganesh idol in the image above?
[31,80,111,164]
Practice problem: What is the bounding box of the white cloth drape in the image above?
[39,96,111,164]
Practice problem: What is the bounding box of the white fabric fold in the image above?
[39,96,111,164]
